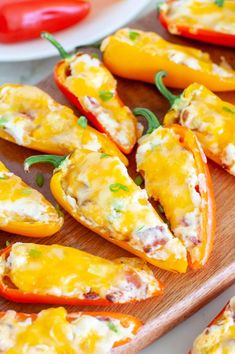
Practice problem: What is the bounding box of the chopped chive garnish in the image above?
[21,188,32,195]
[55,204,64,218]
[109,183,129,192]
[136,225,145,232]
[0,175,8,180]
[0,116,9,127]
[99,90,113,102]
[157,204,164,214]
[215,0,224,7]
[134,175,143,186]
[28,249,42,258]
[91,52,99,59]
[222,106,235,114]
[6,240,10,247]
[35,173,44,188]
[77,116,88,128]
[107,321,118,333]
[129,31,140,41]
[100,153,111,159]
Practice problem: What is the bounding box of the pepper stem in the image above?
[215,0,224,7]
[41,32,71,59]
[24,155,66,172]
[155,71,180,106]
[75,41,101,50]
[133,108,161,135]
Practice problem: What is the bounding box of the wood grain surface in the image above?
[0,11,235,354]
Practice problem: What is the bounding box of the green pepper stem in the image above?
[133,108,161,135]
[155,71,180,106]
[41,32,71,59]
[215,0,224,7]
[24,155,66,172]
[75,41,101,50]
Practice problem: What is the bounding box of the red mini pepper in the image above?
[0,243,162,305]
[0,0,90,43]
[159,0,235,47]
[42,32,137,154]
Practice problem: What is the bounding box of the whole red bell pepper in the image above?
[0,0,91,43]
[159,0,235,47]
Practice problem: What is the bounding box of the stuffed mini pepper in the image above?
[134,108,216,269]
[0,242,162,305]
[159,0,235,47]
[0,161,63,237]
[42,32,137,154]
[101,28,235,91]
[0,84,127,165]
[25,149,188,273]
[0,307,141,353]
[190,296,235,353]
[156,71,235,176]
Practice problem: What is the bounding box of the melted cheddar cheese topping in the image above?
[64,54,137,151]
[161,0,235,35]
[0,162,61,226]
[164,83,235,176]
[192,296,235,353]
[101,28,235,79]
[0,243,160,303]
[0,84,126,163]
[0,308,135,354]
[58,150,187,272]
[137,127,203,263]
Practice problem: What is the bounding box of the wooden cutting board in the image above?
[0,11,235,354]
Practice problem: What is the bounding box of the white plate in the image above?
[0,0,151,62]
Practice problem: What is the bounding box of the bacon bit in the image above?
[153,238,167,247]
[205,328,210,335]
[96,316,111,322]
[125,270,142,289]
[20,111,35,120]
[143,245,151,253]
[106,291,122,303]
[84,291,100,300]
[181,109,189,122]
[65,65,71,77]
[191,237,201,246]
[139,226,168,253]
[179,136,184,143]
[86,96,99,108]
[195,184,200,194]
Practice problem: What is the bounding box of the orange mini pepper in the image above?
[0,242,163,305]
[24,149,188,273]
[0,84,127,165]
[0,161,63,237]
[155,71,235,176]
[134,108,216,269]
[190,296,235,353]
[42,32,137,154]
[101,28,235,91]
[0,307,142,352]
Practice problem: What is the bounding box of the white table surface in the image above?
[0,1,234,353]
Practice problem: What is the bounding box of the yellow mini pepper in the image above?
[101,28,235,91]
[155,71,235,176]
[0,84,127,165]
[25,149,188,273]
[0,161,63,237]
